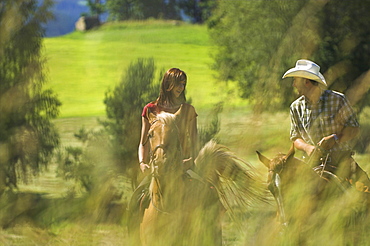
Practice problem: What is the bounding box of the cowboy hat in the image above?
[282,59,327,86]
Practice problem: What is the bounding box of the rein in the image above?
[146,116,183,215]
[148,144,169,214]
[142,119,159,147]
[270,157,286,175]
[269,161,288,226]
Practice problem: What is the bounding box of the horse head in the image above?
[257,143,295,174]
[256,144,343,227]
[145,111,186,216]
[256,144,301,226]
[148,111,183,177]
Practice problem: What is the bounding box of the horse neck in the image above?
[148,114,186,210]
[281,157,322,186]
[150,171,186,211]
[280,157,310,180]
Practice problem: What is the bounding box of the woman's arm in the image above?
[182,114,199,170]
[138,116,150,173]
[189,116,199,159]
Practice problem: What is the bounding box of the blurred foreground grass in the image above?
[2,106,370,245]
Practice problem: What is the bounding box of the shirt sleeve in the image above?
[141,103,157,120]
[289,106,301,142]
[338,97,359,128]
[188,104,198,120]
[141,105,148,118]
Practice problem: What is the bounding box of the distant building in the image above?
[75,16,101,31]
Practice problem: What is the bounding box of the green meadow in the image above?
[44,19,370,175]
[43,19,370,162]
[44,20,243,118]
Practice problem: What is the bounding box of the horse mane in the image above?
[269,151,307,173]
[156,112,177,125]
[269,153,286,172]
[195,140,267,216]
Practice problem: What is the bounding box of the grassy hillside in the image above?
[43,20,244,118]
[43,20,370,167]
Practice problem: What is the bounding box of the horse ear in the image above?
[147,111,157,124]
[256,151,271,169]
[284,143,295,161]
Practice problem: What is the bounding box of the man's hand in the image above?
[305,145,316,156]
[294,138,316,156]
[317,134,337,150]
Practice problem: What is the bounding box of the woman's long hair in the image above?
[156,68,187,106]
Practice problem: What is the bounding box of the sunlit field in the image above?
[3,20,370,245]
[44,20,243,118]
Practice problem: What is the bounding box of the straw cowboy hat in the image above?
[282,59,327,86]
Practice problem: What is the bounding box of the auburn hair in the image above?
[156,68,187,106]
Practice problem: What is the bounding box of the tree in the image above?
[179,0,217,23]
[105,0,181,21]
[208,0,370,112]
[0,0,61,193]
[87,0,106,21]
[105,0,142,20]
[102,58,159,186]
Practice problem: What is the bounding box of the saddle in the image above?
[310,151,354,191]
[308,149,352,170]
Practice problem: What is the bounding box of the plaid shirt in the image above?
[290,90,359,152]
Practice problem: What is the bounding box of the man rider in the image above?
[283,59,370,192]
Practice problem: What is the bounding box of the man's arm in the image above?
[293,138,316,156]
[337,126,360,143]
[317,126,359,150]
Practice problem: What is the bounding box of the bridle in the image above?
[269,156,287,175]
[146,116,183,214]
[147,118,182,169]
[268,156,288,227]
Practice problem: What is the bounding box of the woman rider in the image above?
[138,67,199,173]
[128,68,199,243]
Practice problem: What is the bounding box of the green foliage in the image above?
[106,0,181,21]
[56,126,118,194]
[87,0,106,19]
[199,102,223,146]
[55,126,129,225]
[355,108,370,153]
[57,145,87,190]
[73,126,91,144]
[178,0,217,23]
[0,0,61,191]
[104,58,159,121]
[209,0,370,112]
[209,0,306,111]
[102,58,159,183]
[105,0,135,21]
[316,0,370,110]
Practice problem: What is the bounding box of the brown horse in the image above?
[255,145,367,245]
[131,111,264,246]
[257,145,349,226]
